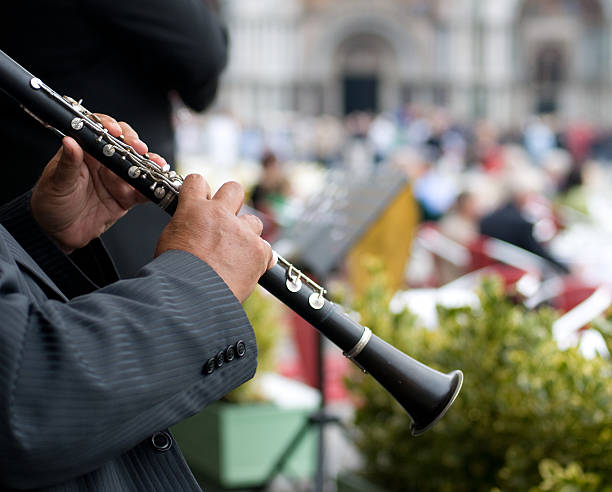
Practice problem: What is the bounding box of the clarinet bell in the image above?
[407,368,463,436]
[353,334,463,436]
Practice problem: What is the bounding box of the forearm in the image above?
[0,250,256,488]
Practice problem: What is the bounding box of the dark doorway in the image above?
[533,42,566,114]
[343,75,378,114]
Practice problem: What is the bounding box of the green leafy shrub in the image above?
[346,274,612,492]
[528,459,611,492]
[223,288,283,403]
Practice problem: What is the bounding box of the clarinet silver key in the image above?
[71,118,84,130]
[102,144,115,157]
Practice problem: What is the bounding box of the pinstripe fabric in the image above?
[0,196,258,491]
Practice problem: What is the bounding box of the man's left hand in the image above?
[31,115,166,253]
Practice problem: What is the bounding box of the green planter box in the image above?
[336,472,389,492]
[172,401,318,489]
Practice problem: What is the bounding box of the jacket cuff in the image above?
[0,191,58,262]
[141,249,239,300]
[0,191,119,297]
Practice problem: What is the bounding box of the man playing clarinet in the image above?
[0,114,274,491]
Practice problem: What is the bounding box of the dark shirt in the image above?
[0,0,228,275]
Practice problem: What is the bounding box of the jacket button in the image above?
[151,431,173,452]
[235,340,246,358]
[225,344,235,362]
[215,351,225,368]
[203,357,215,375]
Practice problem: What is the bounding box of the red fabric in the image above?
[553,278,597,313]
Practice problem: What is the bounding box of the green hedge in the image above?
[224,288,283,403]
[346,275,612,492]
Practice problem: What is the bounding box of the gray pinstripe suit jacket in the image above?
[0,194,258,491]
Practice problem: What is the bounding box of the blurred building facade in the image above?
[217,0,612,127]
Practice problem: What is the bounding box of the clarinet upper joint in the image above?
[29,76,183,210]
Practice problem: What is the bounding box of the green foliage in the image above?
[346,273,612,492]
[590,314,612,359]
[224,288,283,403]
[529,459,612,492]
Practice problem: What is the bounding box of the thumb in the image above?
[50,137,85,190]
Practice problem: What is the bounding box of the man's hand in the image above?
[31,115,167,253]
[155,175,275,302]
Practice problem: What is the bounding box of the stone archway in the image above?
[510,0,608,21]
[334,33,397,115]
[513,0,607,120]
[301,7,416,116]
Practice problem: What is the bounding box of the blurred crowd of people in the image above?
[178,103,612,285]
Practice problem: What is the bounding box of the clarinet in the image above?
[0,49,462,435]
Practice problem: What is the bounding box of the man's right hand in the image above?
[155,174,274,302]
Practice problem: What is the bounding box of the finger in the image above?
[146,152,169,171]
[239,214,264,236]
[117,121,148,154]
[51,136,85,189]
[212,181,245,215]
[178,174,212,208]
[262,239,277,270]
[99,166,147,205]
[96,114,123,137]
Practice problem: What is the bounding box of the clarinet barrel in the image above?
[0,48,462,435]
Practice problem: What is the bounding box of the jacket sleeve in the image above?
[0,202,257,489]
[0,191,119,297]
[82,0,229,111]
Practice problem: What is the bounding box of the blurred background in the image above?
[171,1,612,492]
[175,0,612,286]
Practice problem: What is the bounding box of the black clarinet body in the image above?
[0,48,462,435]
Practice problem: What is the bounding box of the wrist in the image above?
[30,191,74,254]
